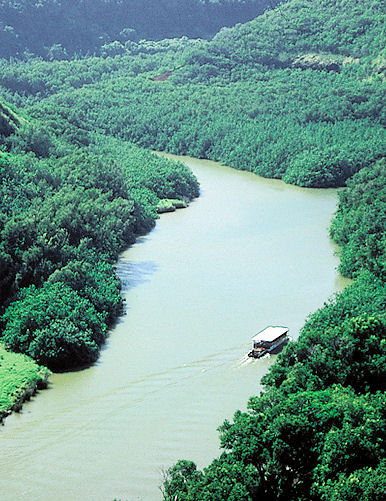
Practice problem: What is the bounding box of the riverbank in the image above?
[0,153,347,500]
[0,180,193,424]
[0,344,51,423]
[157,198,188,213]
[161,157,385,501]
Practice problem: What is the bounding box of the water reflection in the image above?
[118,259,159,291]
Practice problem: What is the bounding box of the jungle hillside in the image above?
[0,0,282,59]
[0,0,385,499]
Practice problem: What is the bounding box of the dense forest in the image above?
[0,0,281,58]
[0,108,198,371]
[0,96,198,417]
[0,0,385,498]
[1,0,383,187]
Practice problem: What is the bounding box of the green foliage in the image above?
[6,3,380,189]
[47,44,68,61]
[0,101,24,137]
[0,0,383,496]
[163,457,258,501]
[0,106,198,370]
[154,3,385,496]
[0,343,50,420]
[0,1,381,192]
[0,0,279,59]
[2,282,107,369]
[313,461,386,501]
[163,460,204,500]
[6,122,54,157]
[164,387,386,500]
[263,311,386,395]
[330,159,386,280]
[157,198,188,213]
[47,259,123,325]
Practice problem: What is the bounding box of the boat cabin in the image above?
[248,326,289,358]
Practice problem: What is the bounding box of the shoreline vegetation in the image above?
[161,159,386,499]
[0,187,190,423]
[157,198,189,213]
[0,0,384,498]
[0,125,199,416]
[0,185,191,424]
[0,344,50,423]
[0,103,200,399]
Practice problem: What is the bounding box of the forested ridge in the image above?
[0,0,385,498]
[0,0,281,59]
[1,0,383,187]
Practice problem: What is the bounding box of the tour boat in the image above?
[248,326,289,358]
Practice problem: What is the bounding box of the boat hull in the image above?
[248,337,289,358]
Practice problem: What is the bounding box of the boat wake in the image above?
[239,354,253,366]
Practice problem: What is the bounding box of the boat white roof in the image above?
[252,326,289,342]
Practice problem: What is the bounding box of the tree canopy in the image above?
[0,0,281,58]
[0,0,384,495]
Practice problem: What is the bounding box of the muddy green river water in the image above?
[1,155,349,500]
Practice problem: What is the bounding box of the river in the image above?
[1,155,349,500]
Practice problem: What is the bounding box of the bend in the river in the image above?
[0,155,350,501]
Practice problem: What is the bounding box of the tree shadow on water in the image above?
[118,260,159,292]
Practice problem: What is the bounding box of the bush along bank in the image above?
[162,159,386,500]
[0,344,51,423]
[0,108,199,379]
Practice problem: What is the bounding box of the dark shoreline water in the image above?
[0,155,349,500]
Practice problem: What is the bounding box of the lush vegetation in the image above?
[1,1,383,188]
[0,0,384,497]
[0,343,50,421]
[0,0,280,59]
[162,188,386,500]
[0,105,198,370]
[156,1,383,499]
[330,159,385,281]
